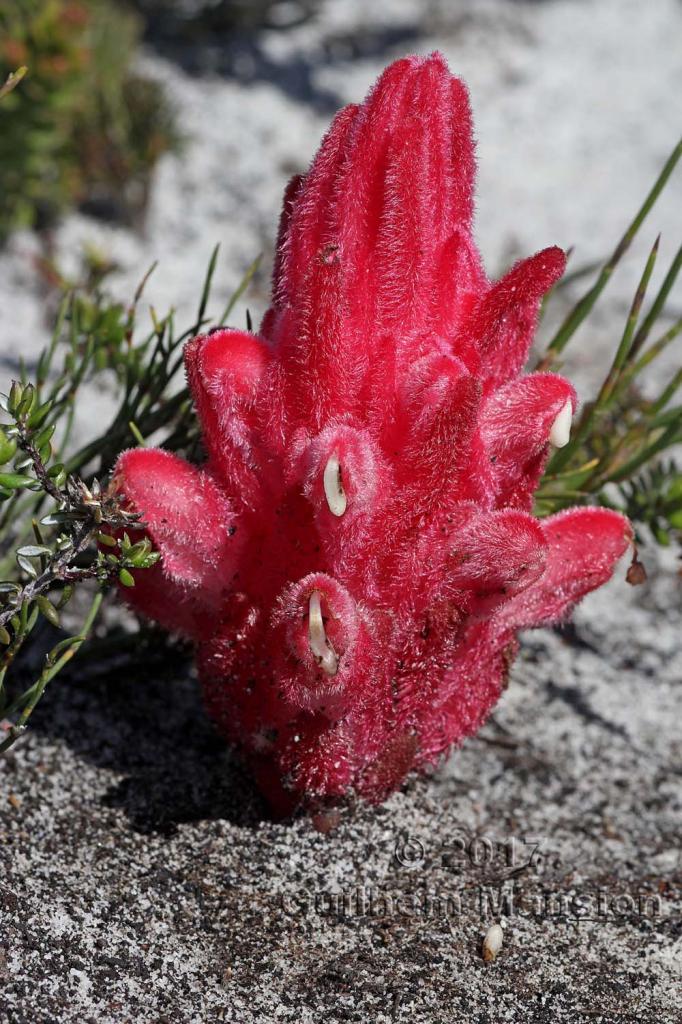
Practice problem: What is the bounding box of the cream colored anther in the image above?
[323,455,347,516]
[308,591,338,676]
[549,399,572,448]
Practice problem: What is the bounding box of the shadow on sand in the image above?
[137,8,424,113]
[26,638,272,835]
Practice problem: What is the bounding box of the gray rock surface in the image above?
[1,557,681,1022]
[0,1,681,1021]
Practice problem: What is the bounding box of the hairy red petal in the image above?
[497,507,633,629]
[113,448,238,636]
[448,508,547,607]
[185,328,271,508]
[466,247,566,390]
[480,372,577,508]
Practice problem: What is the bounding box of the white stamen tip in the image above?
[549,399,572,448]
[308,591,338,676]
[323,455,347,517]
[482,923,504,963]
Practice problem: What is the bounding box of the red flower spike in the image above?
[113,53,633,811]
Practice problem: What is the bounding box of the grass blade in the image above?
[545,138,682,358]
[219,254,262,327]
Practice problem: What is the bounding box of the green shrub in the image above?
[0,0,180,238]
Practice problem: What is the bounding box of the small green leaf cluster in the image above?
[98,531,160,587]
[615,461,682,546]
[0,380,67,497]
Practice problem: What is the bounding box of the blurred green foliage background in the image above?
[0,0,180,238]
